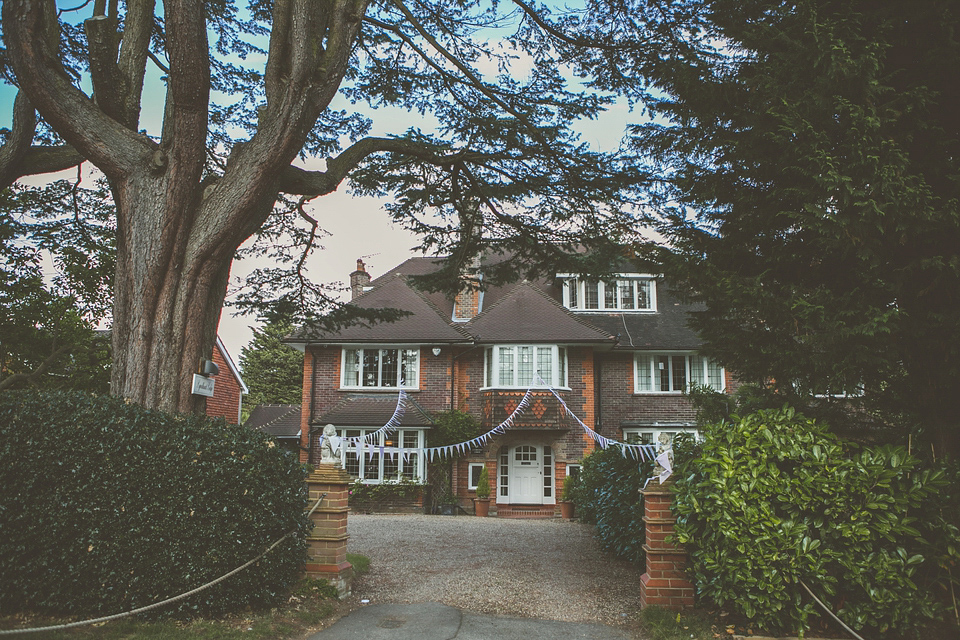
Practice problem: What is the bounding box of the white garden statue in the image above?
[319,423,344,468]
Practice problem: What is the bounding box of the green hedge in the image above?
[0,390,309,618]
[673,406,960,638]
[571,445,652,564]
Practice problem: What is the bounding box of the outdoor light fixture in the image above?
[432,347,442,356]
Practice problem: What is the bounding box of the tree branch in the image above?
[2,0,153,180]
[0,345,71,392]
[0,91,86,189]
[276,136,500,196]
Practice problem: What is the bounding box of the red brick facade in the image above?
[204,338,247,424]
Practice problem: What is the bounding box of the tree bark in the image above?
[3,0,371,413]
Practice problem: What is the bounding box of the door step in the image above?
[496,504,557,519]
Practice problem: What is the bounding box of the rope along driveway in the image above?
[346,514,644,627]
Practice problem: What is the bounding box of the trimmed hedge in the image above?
[673,406,960,638]
[0,390,309,618]
[571,445,652,564]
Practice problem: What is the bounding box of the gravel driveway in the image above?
[346,514,644,628]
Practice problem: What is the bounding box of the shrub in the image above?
[673,406,960,638]
[475,466,490,499]
[0,390,309,618]
[571,445,652,564]
[347,477,424,510]
[560,473,578,502]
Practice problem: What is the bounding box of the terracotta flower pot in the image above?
[560,500,575,519]
[474,498,490,517]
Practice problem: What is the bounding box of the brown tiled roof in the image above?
[315,394,435,427]
[243,404,301,438]
[464,281,615,344]
[290,275,469,344]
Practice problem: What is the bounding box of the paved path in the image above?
[309,514,645,638]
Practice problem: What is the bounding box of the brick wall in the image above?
[597,352,699,437]
[204,342,243,424]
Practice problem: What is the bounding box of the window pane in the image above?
[635,355,652,392]
[558,348,567,387]
[517,346,534,386]
[657,355,671,391]
[672,355,687,391]
[568,279,578,308]
[362,350,380,387]
[604,281,617,309]
[380,349,399,387]
[620,280,635,309]
[498,347,514,386]
[499,446,509,497]
[584,282,599,309]
[707,359,724,390]
[470,464,484,488]
[537,347,553,386]
[344,349,360,386]
[364,449,380,480]
[689,355,705,387]
[401,349,418,387]
[637,280,652,309]
[485,348,493,386]
[341,429,362,477]
[543,446,552,497]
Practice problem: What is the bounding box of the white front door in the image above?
[511,445,542,503]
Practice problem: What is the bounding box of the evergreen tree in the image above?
[239,319,304,421]
[630,0,960,456]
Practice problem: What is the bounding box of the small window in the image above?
[468,463,486,491]
[483,345,568,389]
[341,347,419,389]
[634,352,725,394]
[566,464,582,481]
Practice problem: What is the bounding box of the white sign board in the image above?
[192,374,215,397]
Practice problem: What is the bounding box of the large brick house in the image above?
[286,256,734,516]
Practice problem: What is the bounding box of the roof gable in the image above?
[464,281,614,343]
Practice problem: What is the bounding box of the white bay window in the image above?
[484,345,567,388]
[339,428,426,483]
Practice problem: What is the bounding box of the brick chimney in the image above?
[350,259,371,300]
[453,255,482,321]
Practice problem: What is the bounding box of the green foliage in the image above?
[572,445,652,564]
[560,473,578,502]
[0,390,309,618]
[673,406,960,637]
[475,466,490,499]
[345,553,371,576]
[0,184,114,393]
[239,318,304,422]
[429,410,482,448]
[639,607,714,640]
[633,0,960,455]
[347,478,424,511]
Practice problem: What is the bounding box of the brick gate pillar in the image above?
[640,478,695,610]
[304,464,353,596]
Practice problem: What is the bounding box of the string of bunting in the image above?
[316,390,408,453]
[536,375,659,461]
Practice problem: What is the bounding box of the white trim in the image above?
[633,351,725,394]
[340,346,421,390]
[215,336,249,394]
[468,463,486,491]
[561,277,657,312]
[482,345,568,389]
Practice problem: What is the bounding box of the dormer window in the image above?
[561,276,656,312]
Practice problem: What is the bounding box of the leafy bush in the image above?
[673,406,960,638]
[0,390,309,618]
[475,466,490,499]
[571,445,652,564]
[560,473,578,501]
[347,477,424,510]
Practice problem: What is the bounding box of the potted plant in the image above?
[474,466,491,517]
[559,474,577,519]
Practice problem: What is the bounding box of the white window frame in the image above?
[482,345,568,389]
[340,346,420,390]
[622,427,699,446]
[468,463,486,491]
[338,427,426,484]
[560,275,657,312]
[634,352,725,394]
[565,464,582,481]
